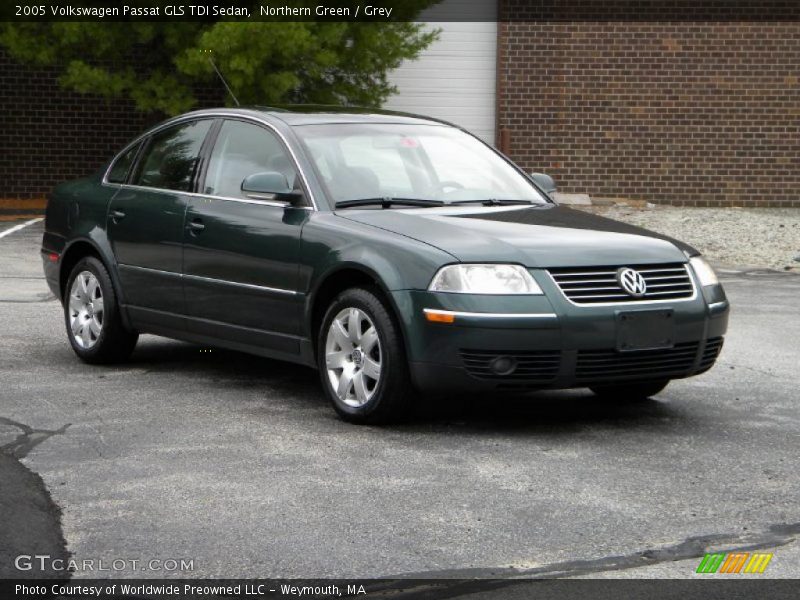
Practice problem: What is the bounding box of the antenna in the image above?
[207,54,240,107]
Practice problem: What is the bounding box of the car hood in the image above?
[337,204,696,268]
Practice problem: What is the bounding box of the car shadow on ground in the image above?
[127,336,320,391]
[400,386,683,438]
[120,336,682,435]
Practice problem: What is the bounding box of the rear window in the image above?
[106,143,140,184]
[132,120,213,192]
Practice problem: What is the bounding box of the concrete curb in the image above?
[551,192,592,206]
[552,193,656,209]
[0,198,47,216]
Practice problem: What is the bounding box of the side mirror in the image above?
[241,171,303,204]
[530,172,557,195]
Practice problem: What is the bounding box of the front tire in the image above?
[590,380,669,402]
[317,286,412,424]
[64,256,138,364]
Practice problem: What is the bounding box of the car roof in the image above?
[180,106,455,128]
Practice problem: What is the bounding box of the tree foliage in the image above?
[0,2,440,114]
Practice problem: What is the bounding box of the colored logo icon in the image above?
[696,552,773,574]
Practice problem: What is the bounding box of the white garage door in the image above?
[383,0,498,144]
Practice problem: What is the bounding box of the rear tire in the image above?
[64,256,138,364]
[317,286,412,424]
[590,380,669,402]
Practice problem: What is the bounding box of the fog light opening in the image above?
[490,355,517,376]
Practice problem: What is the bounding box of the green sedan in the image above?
[41,107,729,423]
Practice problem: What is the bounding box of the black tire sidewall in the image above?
[317,287,408,422]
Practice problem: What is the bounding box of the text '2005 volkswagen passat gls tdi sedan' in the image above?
[42,107,729,423]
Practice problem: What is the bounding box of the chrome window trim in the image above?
[109,183,313,210]
[544,264,698,307]
[118,263,298,296]
[423,309,557,319]
[101,111,318,210]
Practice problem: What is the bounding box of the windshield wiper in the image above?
[449,199,544,207]
[335,197,445,209]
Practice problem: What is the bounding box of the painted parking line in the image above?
[0,218,42,239]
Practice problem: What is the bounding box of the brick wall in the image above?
[497,19,800,207]
[0,49,221,205]
[3,19,799,209]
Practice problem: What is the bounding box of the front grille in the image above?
[697,337,724,373]
[460,349,560,382]
[547,263,694,304]
[575,342,700,383]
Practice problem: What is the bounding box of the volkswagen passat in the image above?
[42,107,729,423]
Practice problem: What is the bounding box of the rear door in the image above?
[182,118,309,357]
[107,119,214,326]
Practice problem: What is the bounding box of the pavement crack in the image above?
[0,418,72,579]
[0,417,71,459]
[381,521,799,590]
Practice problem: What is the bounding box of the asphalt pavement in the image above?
[1,218,798,580]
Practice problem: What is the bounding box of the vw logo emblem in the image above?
[351,348,364,367]
[617,267,647,297]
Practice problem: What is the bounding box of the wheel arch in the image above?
[307,264,410,363]
[59,237,133,330]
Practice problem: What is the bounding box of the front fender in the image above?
[298,212,456,348]
[300,213,456,293]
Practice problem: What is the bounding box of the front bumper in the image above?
[392,280,729,393]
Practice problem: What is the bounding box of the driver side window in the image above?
[204,120,298,200]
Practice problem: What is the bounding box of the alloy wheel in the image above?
[325,307,382,407]
[68,270,104,349]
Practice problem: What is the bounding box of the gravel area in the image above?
[589,206,800,271]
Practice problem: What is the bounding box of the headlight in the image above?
[689,256,719,287]
[428,264,543,295]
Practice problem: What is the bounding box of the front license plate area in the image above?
[616,309,675,352]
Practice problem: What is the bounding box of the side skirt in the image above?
[124,305,317,368]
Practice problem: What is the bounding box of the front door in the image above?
[107,119,213,326]
[182,119,308,357]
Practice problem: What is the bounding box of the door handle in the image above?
[110,210,126,223]
[188,219,205,233]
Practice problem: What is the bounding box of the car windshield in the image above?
[293,123,548,206]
